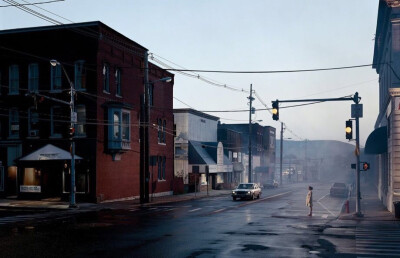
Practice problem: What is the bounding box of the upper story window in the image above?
[51,106,64,138]
[75,60,86,91]
[9,108,19,138]
[158,119,166,144]
[115,68,121,96]
[103,63,110,93]
[9,65,19,95]
[28,63,39,92]
[51,64,62,92]
[107,107,131,150]
[28,107,39,137]
[75,105,86,137]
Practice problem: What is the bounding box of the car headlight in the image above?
[232,191,236,194]
[247,191,251,194]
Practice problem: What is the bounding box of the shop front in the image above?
[18,144,86,200]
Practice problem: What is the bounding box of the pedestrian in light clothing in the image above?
[306,186,313,216]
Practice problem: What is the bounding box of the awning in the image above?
[365,126,387,155]
[19,144,83,161]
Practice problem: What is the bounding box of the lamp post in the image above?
[142,52,172,203]
[50,59,77,208]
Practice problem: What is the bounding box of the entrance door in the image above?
[42,167,62,197]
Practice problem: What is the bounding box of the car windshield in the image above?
[333,183,346,188]
[237,184,253,189]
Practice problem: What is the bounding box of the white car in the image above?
[232,183,262,201]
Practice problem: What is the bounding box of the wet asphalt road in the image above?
[0,183,348,257]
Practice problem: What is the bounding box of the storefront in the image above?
[18,144,86,200]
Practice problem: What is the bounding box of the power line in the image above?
[164,64,374,74]
[0,0,63,7]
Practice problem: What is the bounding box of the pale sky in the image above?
[0,0,380,145]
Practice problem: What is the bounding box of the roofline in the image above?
[0,21,148,51]
[173,109,220,121]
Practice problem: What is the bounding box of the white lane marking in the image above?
[238,191,293,207]
[317,201,336,217]
[321,214,329,219]
[317,194,330,202]
[188,208,202,213]
[211,208,226,214]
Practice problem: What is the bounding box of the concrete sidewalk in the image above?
[0,189,232,211]
[339,184,398,221]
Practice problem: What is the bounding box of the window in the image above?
[163,120,166,143]
[75,60,86,90]
[115,68,121,96]
[28,63,39,92]
[103,63,110,93]
[0,71,2,95]
[9,65,19,95]
[9,108,19,138]
[122,112,130,141]
[162,156,166,180]
[51,64,62,92]
[157,118,166,144]
[158,156,162,180]
[51,106,64,137]
[107,107,130,150]
[75,105,86,136]
[28,107,39,137]
[158,119,162,143]
[113,111,120,139]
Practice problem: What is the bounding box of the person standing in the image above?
[306,186,313,216]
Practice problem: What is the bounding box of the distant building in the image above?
[369,0,400,213]
[218,123,276,186]
[0,21,174,202]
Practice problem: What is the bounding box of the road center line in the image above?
[317,193,330,202]
[317,201,336,216]
[188,208,201,212]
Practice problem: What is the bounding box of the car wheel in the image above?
[233,197,237,201]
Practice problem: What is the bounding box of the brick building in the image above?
[0,21,174,202]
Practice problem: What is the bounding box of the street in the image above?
[0,183,386,257]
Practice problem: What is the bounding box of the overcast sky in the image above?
[0,0,380,145]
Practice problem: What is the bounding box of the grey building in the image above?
[368,0,400,213]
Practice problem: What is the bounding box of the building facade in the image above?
[174,109,233,190]
[369,0,400,212]
[0,21,174,202]
[218,123,276,186]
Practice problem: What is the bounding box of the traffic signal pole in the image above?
[248,84,254,183]
[355,95,362,217]
[272,92,363,216]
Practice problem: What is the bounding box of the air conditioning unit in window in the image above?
[29,130,39,137]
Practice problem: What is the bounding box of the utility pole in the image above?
[141,51,150,204]
[280,122,283,186]
[248,84,254,183]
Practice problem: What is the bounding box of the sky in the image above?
[0,0,380,145]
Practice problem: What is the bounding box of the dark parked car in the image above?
[330,182,348,197]
[232,183,262,201]
[264,179,278,189]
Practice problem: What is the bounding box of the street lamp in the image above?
[141,74,172,204]
[50,59,77,208]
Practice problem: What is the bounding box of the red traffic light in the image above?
[69,127,75,136]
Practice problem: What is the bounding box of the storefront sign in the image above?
[20,185,41,193]
[39,153,60,160]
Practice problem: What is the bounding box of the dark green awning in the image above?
[365,126,387,154]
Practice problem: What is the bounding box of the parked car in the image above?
[330,182,348,197]
[263,179,278,189]
[232,183,262,201]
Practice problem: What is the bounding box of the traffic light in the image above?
[345,120,352,140]
[69,126,75,137]
[272,100,279,121]
[362,162,370,171]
